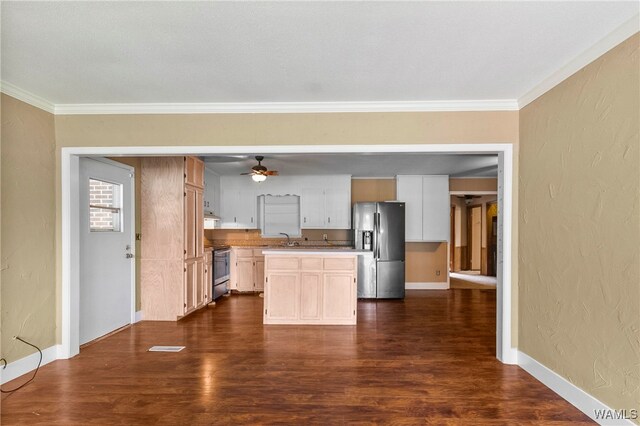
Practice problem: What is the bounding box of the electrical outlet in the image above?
[322,234,328,241]
[436,270,441,276]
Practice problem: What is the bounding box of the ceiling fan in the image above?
[241,156,279,182]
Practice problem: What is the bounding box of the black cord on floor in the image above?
[0,337,43,393]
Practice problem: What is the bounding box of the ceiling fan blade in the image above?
[240,172,254,175]
[265,170,279,176]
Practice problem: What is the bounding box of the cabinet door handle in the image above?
[304,217,306,223]
[251,217,253,223]
[234,216,237,222]
[328,217,331,223]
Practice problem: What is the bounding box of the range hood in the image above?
[204,210,221,229]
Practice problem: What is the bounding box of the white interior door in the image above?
[79,158,134,345]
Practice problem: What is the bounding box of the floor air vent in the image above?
[148,346,185,352]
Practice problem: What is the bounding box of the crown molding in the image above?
[0,82,517,114]
[52,99,518,115]
[518,14,640,109]
[0,81,55,114]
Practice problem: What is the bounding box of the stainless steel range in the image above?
[212,246,230,300]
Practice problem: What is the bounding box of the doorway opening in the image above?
[61,144,516,364]
[449,192,498,290]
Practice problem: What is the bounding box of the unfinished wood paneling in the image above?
[140,259,182,321]
[141,156,205,320]
[141,157,184,260]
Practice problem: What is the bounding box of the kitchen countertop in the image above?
[227,244,353,249]
[261,248,373,256]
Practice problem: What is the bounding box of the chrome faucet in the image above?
[280,233,291,246]
[280,233,298,247]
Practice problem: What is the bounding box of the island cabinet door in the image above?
[265,272,299,321]
[300,272,322,320]
[322,273,356,321]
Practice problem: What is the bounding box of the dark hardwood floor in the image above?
[1,290,592,425]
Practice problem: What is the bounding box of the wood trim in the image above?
[450,205,455,271]
[467,204,483,271]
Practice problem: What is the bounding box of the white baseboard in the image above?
[134,310,144,323]
[1,344,62,385]
[518,351,636,425]
[405,282,449,290]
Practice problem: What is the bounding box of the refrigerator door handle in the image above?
[373,211,378,260]
[375,212,381,259]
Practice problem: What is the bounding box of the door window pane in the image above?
[89,178,122,232]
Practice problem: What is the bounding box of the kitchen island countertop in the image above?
[261,248,373,256]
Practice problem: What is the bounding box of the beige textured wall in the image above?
[406,242,448,282]
[54,111,518,147]
[1,94,57,362]
[519,33,639,412]
[449,177,497,192]
[351,179,397,204]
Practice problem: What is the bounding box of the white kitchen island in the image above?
[262,249,372,325]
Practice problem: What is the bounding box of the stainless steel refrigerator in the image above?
[353,202,405,299]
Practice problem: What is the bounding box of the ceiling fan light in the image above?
[251,174,267,182]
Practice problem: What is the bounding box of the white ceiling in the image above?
[1,2,637,106]
[203,153,498,178]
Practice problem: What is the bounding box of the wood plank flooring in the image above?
[1,290,592,425]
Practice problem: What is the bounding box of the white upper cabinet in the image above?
[203,167,220,215]
[324,186,351,229]
[397,175,449,242]
[301,187,325,228]
[396,175,423,241]
[421,176,450,241]
[300,175,351,230]
[219,175,351,230]
[220,176,257,229]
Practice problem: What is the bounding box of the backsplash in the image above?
[205,228,353,247]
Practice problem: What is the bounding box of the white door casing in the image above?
[78,158,135,345]
[62,144,516,364]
